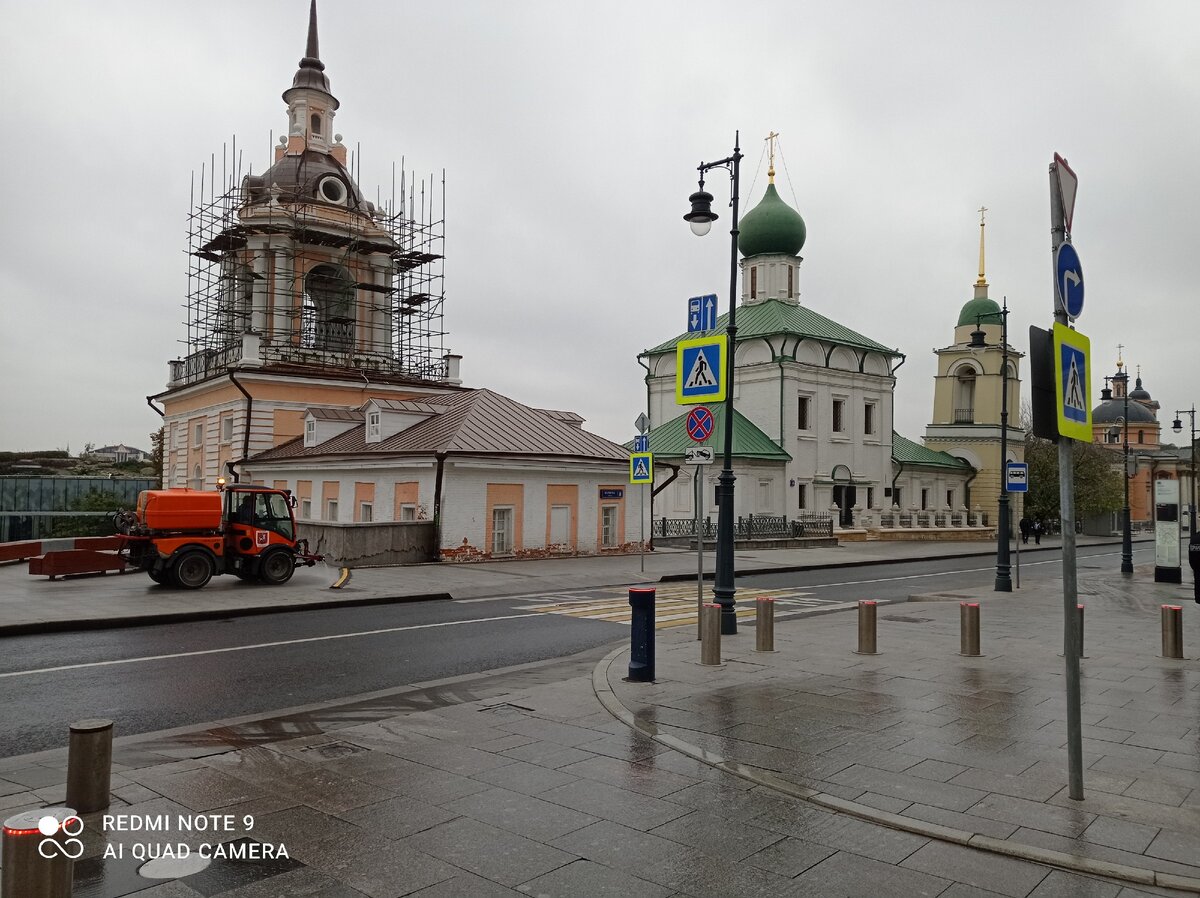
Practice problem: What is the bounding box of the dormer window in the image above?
[304,418,316,447]
[367,411,381,441]
[311,113,322,135]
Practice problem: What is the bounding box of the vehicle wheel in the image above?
[172,550,214,590]
[258,548,295,585]
[148,568,169,585]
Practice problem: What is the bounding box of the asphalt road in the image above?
[0,544,1151,758]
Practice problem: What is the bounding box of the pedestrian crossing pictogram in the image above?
[1064,353,1085,417]
[684,348,716,389]
[676,335,726,404]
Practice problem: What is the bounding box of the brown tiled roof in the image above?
[254,389,626,463]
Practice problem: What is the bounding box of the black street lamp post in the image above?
[683,135,742,635]
[1173,406,1197,535]
[969,299,1012,592]
[1111,368,1134,574]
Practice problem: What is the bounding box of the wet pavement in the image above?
[0,558,1196,895]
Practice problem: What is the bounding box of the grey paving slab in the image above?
[742,835,837,878]
[536,777,691,831]
[402,816,577,887]
[648,808,785,861]
[468,758,580,795]
[408,872,525,897]
[517,858,675,898]
[441,786,598,842]
[556,753,698,798]
[793,848,954,898]
[1027,870,1124,898]
[336,794,459,840]
[900,841,1050,898]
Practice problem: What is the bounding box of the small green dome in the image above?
[957,296,1002,327]
[738,184,806,258]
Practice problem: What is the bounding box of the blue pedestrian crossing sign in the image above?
[629,452,653,484]
[1052,322,1091,442]
[676,335,726,405]
[688,294,718,333]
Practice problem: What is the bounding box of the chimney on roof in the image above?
[443,353,462,386]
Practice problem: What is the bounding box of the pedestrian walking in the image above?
[1019,517,1031,544]
[1033,519,1043,545]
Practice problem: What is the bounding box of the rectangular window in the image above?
[360,503,373,523]
[550,505,570,546]
[832,399,845,433]
[399,504,417,522]
[797,395,811,431]
[947,490,955,509]
[893,488,902,508]
[750,266,757,299]
[367,411,381,440]
[327,499,339,520]
[864,403,875,436]
[305,419,316,446]
[492,506,514,554]
[787,265,794,299]
[193,422,204,446]
[757,478,772,510]
[220,416,234,444]
[601,505,619,547]
[300,498,311,519]
[866,487,875,509]
[920,488,929,511]
[797,483,807,510]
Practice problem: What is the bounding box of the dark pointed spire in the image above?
[286,0,333,97]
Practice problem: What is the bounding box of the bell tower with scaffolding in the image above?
[154,1,459,489]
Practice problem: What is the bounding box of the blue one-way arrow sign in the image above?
[688,294,718,333]
[1055,243,1084,320]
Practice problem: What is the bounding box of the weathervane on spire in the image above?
[975,206,988,287]
[766,131,779,184]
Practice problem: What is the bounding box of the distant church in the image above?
[150,2,636,561]
[639,144,1005,535]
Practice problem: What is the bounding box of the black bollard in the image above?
[627,588,656,681]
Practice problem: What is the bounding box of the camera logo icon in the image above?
[37,815,85,860]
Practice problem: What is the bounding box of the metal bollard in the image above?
[66,718,113,814]
[2,807,79,898]
[1161,605,1184,659]
[755,596,775,652]
[855,601,878,655]
[701,603,722,665]
[959,602,981,656]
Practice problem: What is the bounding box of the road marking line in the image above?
[0,613,543,680]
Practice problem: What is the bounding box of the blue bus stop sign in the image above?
[1055,242,1084,320]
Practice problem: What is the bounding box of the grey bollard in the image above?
[2,807,79,898]
[701,603,721,665]
[66,719,113,814]
[959,602,981,656]
[755,596,775,652]
[855,601,878,655]
[1161,605,1184,659]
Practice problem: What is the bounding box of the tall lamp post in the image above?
[969,297,1012,592]
[683,135,742,635]
[1173,405,1198,535]
[1111,365,1134,573]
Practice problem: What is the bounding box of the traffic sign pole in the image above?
[1051,156,1084,802]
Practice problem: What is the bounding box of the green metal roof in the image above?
[892,432,973,470]
[626,405,791,461]
[957,295,1002,327]
[643,298,901,358]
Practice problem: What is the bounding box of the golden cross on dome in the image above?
[766,131,780,184]
[975,206,988,287]
[1116,343,1124,369]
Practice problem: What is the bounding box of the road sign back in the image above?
[1053,323,1091,442]
[676,335,726,405]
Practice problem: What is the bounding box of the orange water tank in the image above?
[137,489,223,532]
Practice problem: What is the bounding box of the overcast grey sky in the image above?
[1,0,1197,453]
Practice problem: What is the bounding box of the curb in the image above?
[592,646,1200,894]
[0,591,450,637]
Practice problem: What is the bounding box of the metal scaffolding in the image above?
[179,136,446,387]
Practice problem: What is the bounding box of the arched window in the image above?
[1138,430,1144,444]
[954,368,977,423]
[191,464,202,490]
[301,265,354,352]
[310,113,322,135]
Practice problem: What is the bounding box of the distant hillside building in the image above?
[85,444,152,464]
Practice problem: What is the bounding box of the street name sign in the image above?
[685,447,714,465]
[633,434,649,453]
[685,406,715,442]
[1006,462,1029,492]
[1053,322,1092,442]
[676,335,726,404]
[629,452,653,484]
[688,294,718,333]
[1055,242,1085,320]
